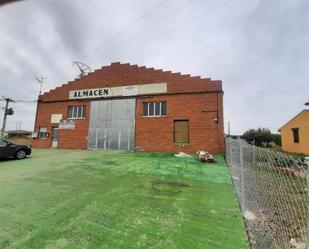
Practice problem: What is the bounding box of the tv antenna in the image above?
[35,75,44,95]
[73,61,91,77]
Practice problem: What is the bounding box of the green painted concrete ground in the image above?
[0,149,248,249]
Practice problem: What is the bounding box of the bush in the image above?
[241,128,273,147]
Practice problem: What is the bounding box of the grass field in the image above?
[0,149,248,249]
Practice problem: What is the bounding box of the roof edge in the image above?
[40,62,220,97]
[278,109,309,132]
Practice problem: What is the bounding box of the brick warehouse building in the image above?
[33,62,224,154]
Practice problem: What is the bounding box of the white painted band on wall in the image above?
[69,83,167,100]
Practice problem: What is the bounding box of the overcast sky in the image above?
[0,0,308,134]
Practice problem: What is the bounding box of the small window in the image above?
[73,106,77,117]
[78,106,83,117]
[142,103,148,116]
[292,128,299,143]
[68,106,73,118]
[155,102,160,116]
[68,106,86,119]
[142,101,167,117]
[39,127,48,139]
[161,102,167,116]
[149,102,154,116]
[174,120,189,144]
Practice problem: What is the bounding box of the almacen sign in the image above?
[69,83,167,100]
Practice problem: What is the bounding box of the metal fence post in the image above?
[229,138,233,166]
[306,158,309,248]
[239,138,245,211]
[252,139,256,166]
[228,138,308,248]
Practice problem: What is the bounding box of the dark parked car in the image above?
[0,139,31,159]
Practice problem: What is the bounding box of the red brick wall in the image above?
[40,62,221,102]
[135,92,224,154]
[33,62,224,153]
[32,101,90,149]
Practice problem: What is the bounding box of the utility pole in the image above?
[1,97,14,138]
[15,121,21,130]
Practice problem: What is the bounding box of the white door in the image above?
[52,127,59,148]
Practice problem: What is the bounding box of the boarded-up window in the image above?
[174,120,189,144]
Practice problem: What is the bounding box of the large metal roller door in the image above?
[88,99,135,151]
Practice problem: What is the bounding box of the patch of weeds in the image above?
[0,239,10,249]
[86,211,115,228]
[151,180,190,195]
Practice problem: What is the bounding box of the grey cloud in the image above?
[33,0,89,56]
[0,0,308,134]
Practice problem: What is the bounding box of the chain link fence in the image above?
[226,137,309,249]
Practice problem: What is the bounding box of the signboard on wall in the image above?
[69,83,167,100]
[122,85,138,96]
[50,114,63,124]
[59,119,75,129]
[69,88,110,99]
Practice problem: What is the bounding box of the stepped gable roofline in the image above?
[39,62,222,101]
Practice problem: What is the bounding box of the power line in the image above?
[0,99,36,102]
[102,0,305,95]
[14,100,37,103]
[124,0,236,56]
[13,103,36,110]
[86,0,196,59]
[225,90,309,95]
[82,0,170,59]
[228,121,279,130]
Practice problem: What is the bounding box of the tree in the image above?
[272,133,282,146]
[241,128,274,147]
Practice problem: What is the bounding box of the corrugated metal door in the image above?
[88,99,135,150]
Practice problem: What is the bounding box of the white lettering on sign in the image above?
[69,83,167,100]
[69,88,110,99]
